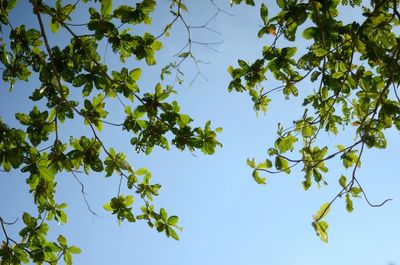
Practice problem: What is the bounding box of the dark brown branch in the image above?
[117,174,123,197]
[210,0,234,17]
[0,217,12,244]
[71,170,100,217]
[354,177,393,207]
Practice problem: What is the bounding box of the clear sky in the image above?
[0,1,399,265]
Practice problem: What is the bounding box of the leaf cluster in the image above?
[0,0,222,263]
[231,0,399,241]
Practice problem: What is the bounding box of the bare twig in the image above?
[71,171,100,217]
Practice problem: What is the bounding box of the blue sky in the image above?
[0,1,399,264]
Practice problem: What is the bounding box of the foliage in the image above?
[0,0,222,263]
[231,0,398,242]
[1,0,399,263]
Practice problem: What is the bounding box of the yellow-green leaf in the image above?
[103,202,113,211]
[129,68,141,81]
[50,19,60,33]
[313,202,330,221]
[101,0,112,17]
[312,220,329,243]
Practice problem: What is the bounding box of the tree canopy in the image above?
[0,0,399,264]
[229,0,397,242]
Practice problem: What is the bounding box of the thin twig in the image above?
[71,171,100,217]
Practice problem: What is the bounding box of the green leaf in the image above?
[302,27,316,40]
[7,0,17,10]
[339,175,347,188]
[257,159,272,170]
[129,68,141,81]
[103,202,113,211]
[176,1,188,12]
[314,48,327,57]
[312,220,329,243]
[178,52,190,58]
[22,212,36,228]
[275,156,289,173]
[101,0,112,17]
[155,83,162,96]
[127,174,137,189]
[167,216,179,226]
[275,133,297,153]
[238,59,249,69]
[50,19,60,33]
[260,3,268,24]
[311,71,321,82]
[169,227,179,240]
[346,193,353,212]
[350,187,362,197]
[60,4,76,18]
[90,158,104,172]
[64,251,73,265]
[342,151,358,169]
[38,166,54,182]
[282,47,297,58]
[246,158,256,168]
[302,179,312,190]
[313,202,330,221]
[312,169,322,182]
[332,72,344,79]
[252,170,266,185]
[59,211,68,223]
[57,235,67,246]
[57,203,68,210]
[16,248,29,263]
[136,168,149,176]
[160,208,167,220]
[68,246,81,254]
[246,0,255,5]
[124,195,134,206]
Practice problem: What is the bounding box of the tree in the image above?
[0,0,398,263]
[229,0,397,242]
[0,0,222,264]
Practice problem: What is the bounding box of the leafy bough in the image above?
[230,0,397,242]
